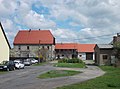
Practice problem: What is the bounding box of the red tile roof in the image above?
[77,44,96,52]
[55,43,78,49]
[55,43,95,52]
[14,30,55,45]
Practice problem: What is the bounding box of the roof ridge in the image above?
[0,22,11,49]
[14,29,54,45]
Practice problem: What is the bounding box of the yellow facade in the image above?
[0,23,9,63]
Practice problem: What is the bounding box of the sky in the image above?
[0,0,120,47]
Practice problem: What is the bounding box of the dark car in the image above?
[0,61,15,71]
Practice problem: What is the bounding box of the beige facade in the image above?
[13,30,55,60]
[55,49,77,59]
[0,23,10,63]
[13,44,55,60]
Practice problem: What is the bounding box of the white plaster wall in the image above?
[0,27,9,63]
[93,53,95,60]
[78,53,86,60]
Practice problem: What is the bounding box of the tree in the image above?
[113,42,120,67]
[34,47,49,63]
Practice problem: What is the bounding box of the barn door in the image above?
[86,53,93,60]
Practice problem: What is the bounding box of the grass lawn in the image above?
[54,63,86,68]
[56,66,120,89]
[0,71,7,74]
[33,62,46,66]
[38,70,81,79]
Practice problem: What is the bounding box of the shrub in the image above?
[58,58,68,63]
[67,58,83,63]
[58,58,84,63]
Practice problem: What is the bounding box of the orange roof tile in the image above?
[77,44,96,52]
[55,43,78,49]
[55,43,95,52]
[14,30,55,45]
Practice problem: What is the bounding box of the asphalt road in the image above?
[0,63,105,89]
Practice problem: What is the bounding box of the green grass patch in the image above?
[38,70,81,79]
[0,71,8,74]
[54,63,86,68]
[56,66,120,89]
[32,62,46,66]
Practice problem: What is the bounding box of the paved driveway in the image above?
[0,63,105,89]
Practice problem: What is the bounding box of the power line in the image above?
[56,32,120,41]
[74,33,114,40]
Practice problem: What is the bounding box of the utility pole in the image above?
[38,40,41,63]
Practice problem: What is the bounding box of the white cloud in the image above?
[50,28,77,43]
[69,22,79,27]
[23,10,56,29]
[1,19,20,46]
[1,0,120,45]
[44,0,120,43]
[0,0,17,17]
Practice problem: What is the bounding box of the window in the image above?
[79,55,82,57]
[18,46,21,50]
[42,46,44,49]
[47,46,49,49]
[19,54,21,57]
[56,50,59,53]
[27,54,29,57]
[61,49,63,52]
[27,46,29,50]
[103,55,108,59]
[62,55,64,57]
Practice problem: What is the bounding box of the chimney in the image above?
[117,33,120,37]
[113,36,117,44]
[29,29,31,32]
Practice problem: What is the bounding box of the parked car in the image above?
[31,59,38,64]
[23,59,31,66]
[14,60,25,69]
[0,61,15,71]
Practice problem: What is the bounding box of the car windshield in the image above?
[4,61,14,65]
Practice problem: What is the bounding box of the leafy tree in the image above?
[113,42,120,67]
[34,48,49,63]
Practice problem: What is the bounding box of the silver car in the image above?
[14,60,25,69]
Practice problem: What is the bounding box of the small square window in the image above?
[18,46,21,50]
[103,55,108,59]
[79,55,82,57]
[42,46,44,49]
[27,46,29,50]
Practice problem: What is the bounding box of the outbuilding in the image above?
[94,44,113,65]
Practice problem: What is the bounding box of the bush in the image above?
[67,58,83,63]
[58,58,68,63]
[58,58,84,63]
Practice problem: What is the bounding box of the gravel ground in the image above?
[0,62,105,89]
